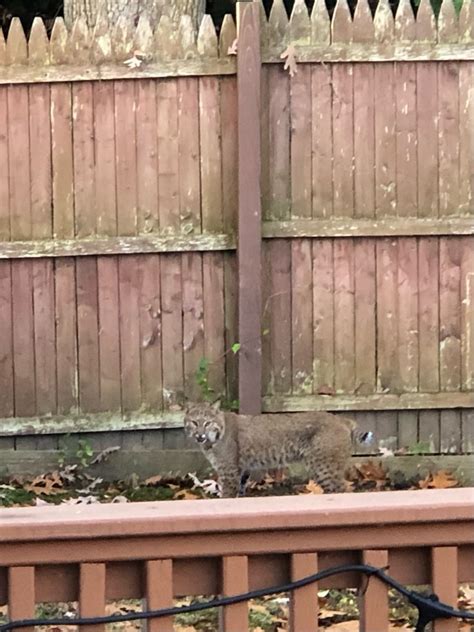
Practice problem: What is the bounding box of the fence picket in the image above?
[438,0,459,44]
[197,15,218,58]
[311,0,330,45]
[289,0,311,45]
[268,0,288,49]
[416,0,437,42]
[28,17,49,65]
[50,18,70,64]
[219,14,237,57]
[155,16,179,60]
[374,0,395,43]
[6,18,27,64]
[70,16,91,64]
[179,15,198,59]
[459,0,474,42]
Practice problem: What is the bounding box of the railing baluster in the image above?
[79,562,106,632]
[146,559,174,632]
[8,566,35,632]
[431,546,458,632]
[290,553,319,631]
[220,555,249,632]
[359,549,389,631]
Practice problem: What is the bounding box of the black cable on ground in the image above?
[1,563,473,632]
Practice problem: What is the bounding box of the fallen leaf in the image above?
[228,38,238,55]
[144,474,163,486]
[354,460,388,488]
[90,446,120,465]
[378,447,394,457]
[419,470,459,489]
[25,471,63,496]
[302,480,324,495]
[173,489,201,500]
[281,44,298,77]
[317,385,336,396]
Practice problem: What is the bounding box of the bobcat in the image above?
[184,401,373,497]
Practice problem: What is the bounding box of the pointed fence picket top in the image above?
[268,0,289,49]
[155,15,179,61]
[459,0,474,42]
[112,14,135,61]
[374,0,395,43]
[92,10,113,64]
[353,0,375,43]
[28,17,50,65]
[311,0,331,45]
[178,15,198,59]
[438,0,459,43]
[50,18,70,64]
[254,0,269,52]
[395,0,416,42]
[197,15,219,58]
[0,31,6,66]
[416,0,437,41]
[289,0,311,45]
[70,16,91,64]
[134,15,155,59]
[6,18,28,64]
[332,0,353,43]
[219,14,237,58]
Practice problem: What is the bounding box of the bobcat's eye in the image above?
[188,420,198,427]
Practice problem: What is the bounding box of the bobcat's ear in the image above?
[211,398,221,412]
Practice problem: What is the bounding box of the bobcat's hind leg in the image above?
[306,458,347,494]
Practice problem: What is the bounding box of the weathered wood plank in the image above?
[419,410,440,453]
[221,75,238,234]
[12,262,35,417]
[439,238,462,392]
[438,62,460,218]
[354,240,376,395]
[51,83,74,239]
[200,76,223,233]
[178,77,201,235]
[0,234,235,259]
[334,240,355,393]
[160,255,184,407]
[291,240,313,394]
[138,255,163,412]
[55,258,78,414]
[115,80,137,236]
[418,238,440,393]
[182,253,205,401]
[290,65,312,220]
[157,79,180,232]
[97,256,121,412]
[119,256,142,412]
[262,217,474,238]
[203,253,226,397]
[376,239,399,392]
[311,64,333,218]
[0,86,8,241]
[94,80,117,236]
[263,392,474,412]
[73,82,95,237]
[0,261,14,418]
[136,80,158,235]
[312,240,334,394]
[238,2,262,414]
[397,238,418,392]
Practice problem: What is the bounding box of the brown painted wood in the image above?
[237,1,262,414]
[418,238,440,393]
[267,65,290,221]
[12,262,35,417]
[220,555,249,632]
[431,547,458,632]
[79,562,106,632]
[8,86,30,241]
[332,63,354,218]
[115,80,137,236]
[291,240,313,394]
[439,238,462,392]
[29,84,52,240]
[397,238,418,392]
[438,62,460,219]
[200,76,223,233]
[354,240,376,395]
[146,559,174,632]
[334,239,355,394]
[311,64,333,218]
[416,62,438,219]
[0,87,9,241]
[290,553,319,632]
[204,253,226,396]
[376,239,399,392]
[269,240,292,396]
[360,549,389,631]
[221,75,238,234]
[157,80,180,232]
[8,566,35,632]
[160,255,184,407]
[290,65,312,220]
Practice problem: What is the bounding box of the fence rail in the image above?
[0,488,473,631]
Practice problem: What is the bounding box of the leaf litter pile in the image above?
[0,452,471,631]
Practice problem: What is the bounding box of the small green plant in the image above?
[407,440,432,455]
[58,436,94,469]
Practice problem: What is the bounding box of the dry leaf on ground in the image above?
[25,471,64,495]
[302,480,324,495]
[144,475,162,486]
[418,470,459,489]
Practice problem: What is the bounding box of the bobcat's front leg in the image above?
[219,469,241,498]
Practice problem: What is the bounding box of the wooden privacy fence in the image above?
[0,489,473,631]
[0,0,473,451]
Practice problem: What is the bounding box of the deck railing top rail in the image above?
[1,488,474,543]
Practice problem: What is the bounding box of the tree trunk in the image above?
[64,0,206,32]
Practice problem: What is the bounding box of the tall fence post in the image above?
[237,1,262,415]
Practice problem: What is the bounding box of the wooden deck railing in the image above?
[1,488,474,631]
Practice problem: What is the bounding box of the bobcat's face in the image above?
[184,402,225,449]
